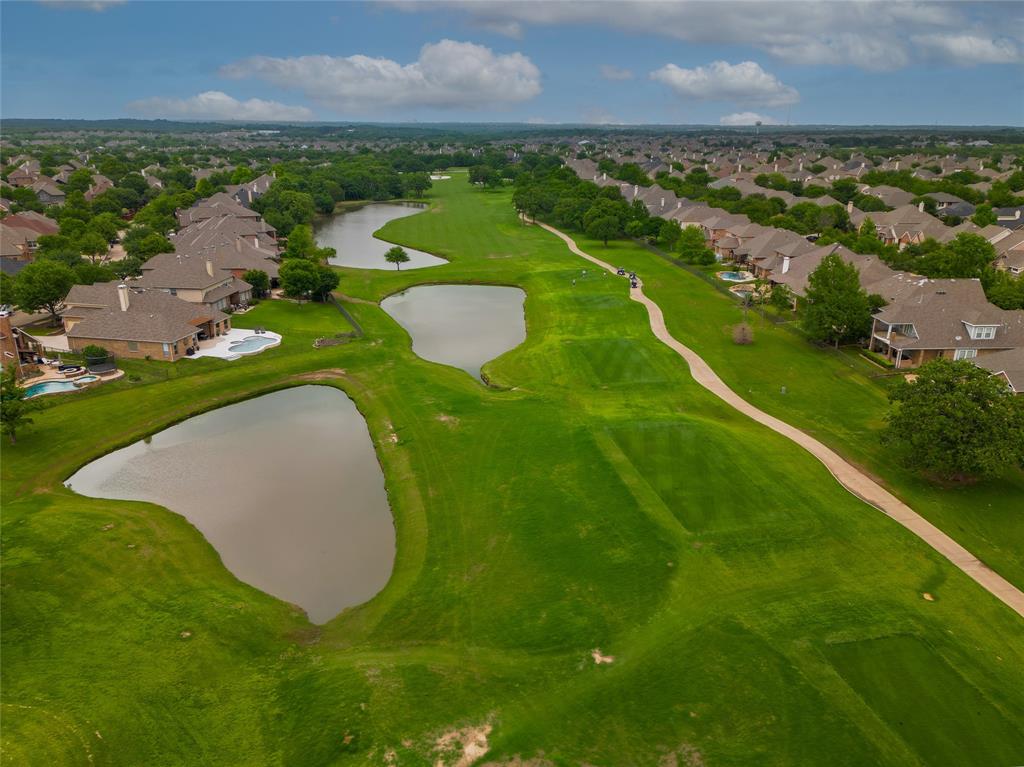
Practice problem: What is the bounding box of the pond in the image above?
[381,285,526,381]
[64,386,394,624]
[315,203,447,270]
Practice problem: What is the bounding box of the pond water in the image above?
[315,203,447,270]
[381,285,526,381]
[65,386,394,624]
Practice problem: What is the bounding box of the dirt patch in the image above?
[481,758,553,767]
[436,413,460,427]
[922,592,935,601]
[659,744,705,767]
[384,421,399,444]
[591,649,614,664]
[294,368,348,381]
[435,723,492,767]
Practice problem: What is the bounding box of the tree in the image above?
[279,258,319,299]
[769,283,794,312]
[937,233,996,279]
[802,252,871,346]
[972,204,997,227]
[385,246,411,270]
[677,226,715,264]
[403,172,432,197]
[243,269,270,298]
[313,264,340,301]
[625,220,645,238]
[123,227,173,260]
[10,260,76,325]
[0,367,42,445]
[659,220,682,249]
[64,169,94,195]
[78,232,109,264]
[113,256,144,280]
[882,359,1024,481]
[585,215,620,246]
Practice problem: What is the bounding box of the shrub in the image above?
[82,344,109,360]
[732,323,754,345]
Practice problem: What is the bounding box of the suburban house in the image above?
[30,177,65,206]
[869,279,1024,368]
[176,192,264,228]
[769,243,925,302]
[136,256,254,313]
[63,282,231,361]
[974,348,1024,393]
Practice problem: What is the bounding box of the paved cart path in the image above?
[540,221,1024,619]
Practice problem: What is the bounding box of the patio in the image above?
[187,327,282,361]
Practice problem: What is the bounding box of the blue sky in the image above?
[2,0,1022,125]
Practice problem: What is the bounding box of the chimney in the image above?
[253,236,259,248]
[980,161,985,170]
[660,197,665,208]
[895,160,900,170]
[235,238,241,252]
[846,200,854,214]
[633,185,638,197]
[117,283,130,312]
[918,201,925,212]
[782,256,791,274]
[206,259,215,277]
[602,172,607,180]
[799,161,803,171]
[677,200,682,209]
[774,162,778,172]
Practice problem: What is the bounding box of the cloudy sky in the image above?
[2,0,1022,125]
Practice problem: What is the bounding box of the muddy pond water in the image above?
[381,284,527,381]
[65,386,394,624]
[315,203,447,270]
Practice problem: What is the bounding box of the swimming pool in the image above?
[25,375,99,398]
[718,270,755,282]
[227,335,278,354]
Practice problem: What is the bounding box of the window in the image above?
[954,348,978,360]
[169,288,177,296]
[968,325,996,340]
[127,341,138,351]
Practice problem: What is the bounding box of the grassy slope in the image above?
[561,237,1024,590]
[2,180,1023,766]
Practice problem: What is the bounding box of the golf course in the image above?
[2,176,1022,766]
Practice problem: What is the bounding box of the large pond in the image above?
[65,386,394,624]
[315,203,447,270]
[381,285,526,381]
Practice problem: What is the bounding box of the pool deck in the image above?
[187,327,282,361]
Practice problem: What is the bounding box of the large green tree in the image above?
[10,260,76,325]
[585,215,620,246]
[801,252,871,346]
[882,359,1024,480]
[677,226,715,265]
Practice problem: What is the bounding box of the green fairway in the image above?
[2,178,1023,766]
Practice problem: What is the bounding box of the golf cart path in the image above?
[540,221,1024,619]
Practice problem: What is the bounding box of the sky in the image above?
[2,0,1023,126]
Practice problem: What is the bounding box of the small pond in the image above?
[65,386,394,624]
[381,285,526,381]
[315,203,447,270]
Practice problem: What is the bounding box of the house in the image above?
[995,207,1024,230]
[84,174,115,201]
[225,173,274,208]
[136,256,253,313]
[30,177,65,206]
[861,185,916,208]
[850,204,955,248]
[993,230,1024,275]
[176,192,265,228]
[769,243,924,302]
[1,211,59,237]
[925,192,966,211]
[63,282,230,361]
[974,348,1024,393]
[869,279,1024,368]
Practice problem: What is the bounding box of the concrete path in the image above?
[540,221,1024,619]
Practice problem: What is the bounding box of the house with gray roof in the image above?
[869,279,1024,369]
[63,282,230,361]
[974,347,1024,393]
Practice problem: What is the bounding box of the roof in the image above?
[974,348,1024,392]
[64,282,228,344]
[873,279,1024,351]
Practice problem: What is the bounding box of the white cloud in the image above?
[911,34,1021,65]
[600,65,634,81]
[393,1,1022,71]
[127,91,314,122]
[650,61,799,107]
[719,112,781,126]
[220,40,541,113]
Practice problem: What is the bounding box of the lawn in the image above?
[564,236,1024,590]
[2,178,1022,766]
